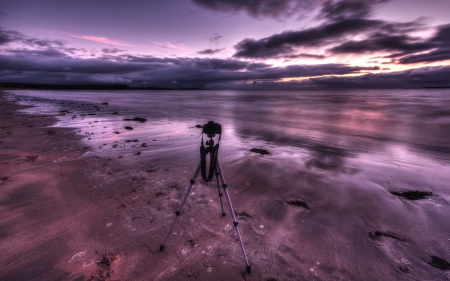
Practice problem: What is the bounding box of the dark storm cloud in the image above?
[329,33,434,54]
[0,27,65,47]
[197,48,224,55]
[0,46,375,88]
[396,24,450,64]
[398,48,450,64]
[318,0,388,21]
[0,28,22,45]
[230,0,436,60]
[233,18,387,58]
[191,0,315,19]
[6,48,68,58]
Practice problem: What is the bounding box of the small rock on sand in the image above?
[250,148,270,155]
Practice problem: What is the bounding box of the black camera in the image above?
[202,121,222,137]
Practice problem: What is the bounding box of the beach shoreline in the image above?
[2,90,450,281]
[0,91,267,280]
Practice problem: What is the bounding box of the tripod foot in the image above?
[246,265,251,274]
[159,245,165,251]
[222,212,226,216]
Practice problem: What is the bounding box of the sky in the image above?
[0,0,449,89]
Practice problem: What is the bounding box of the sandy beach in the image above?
[0,91,279,281]
[1,90,450,281]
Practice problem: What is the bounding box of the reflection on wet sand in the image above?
[7,89,450,280]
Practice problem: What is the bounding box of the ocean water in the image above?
[7,89,450,279]
[9,89,450,167]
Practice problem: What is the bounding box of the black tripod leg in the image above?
[160,162,201,251]
[216,159,251,274]
[215,166,226,216]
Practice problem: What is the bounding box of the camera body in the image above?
[202,120,222,138]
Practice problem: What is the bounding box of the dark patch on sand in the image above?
[0,176,9,184]
[123,117,147,123]
[26,155,39,162]
[135,152,141,156]
[101,102,108,105]
[250,148,270,155]
[124,126,133,130]
[141,142,148,147]
[46,130,57,135]
[286,200,309,209]
[234,210,252,220]
[428,255,450,270]
[399,266,411,273]
[112,112,118,115]
[367,231,406,241]
[88,252,118,281]
[125,139,139,143]
[390,190,432,200]
[187,239,195,247]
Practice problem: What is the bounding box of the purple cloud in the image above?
[233,18,389,58]
[197,48,225,55]
[191,0,315,19]
[318,0,389,21]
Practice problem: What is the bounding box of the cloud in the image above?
[307,65,450,88]
[0,28,19,45]
[233,18,387,58]
[69,34,132,46]
[318,0,389,21]
[284,53,325,59]
[191,0,316,19]
[1,26,449,90]
[398,48,450,64]
[326,22,450,64]
[197,48,224,55]
[0,47,376,88]
[230,0,433,60]
[396,24,450,64]
[153,41,192,52]
[210,33,222,45]
[102,48,125,54]
[6,48,68,58]
[329,33,434,54]
[0,27,65,47]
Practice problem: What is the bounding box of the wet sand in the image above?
[1,90,450,281]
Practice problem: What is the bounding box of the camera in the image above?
[202,121,222,137]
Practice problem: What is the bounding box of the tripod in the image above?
[159,134,251,274]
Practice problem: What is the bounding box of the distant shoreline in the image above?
[0,82,204,91]
[1,82,449,91]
